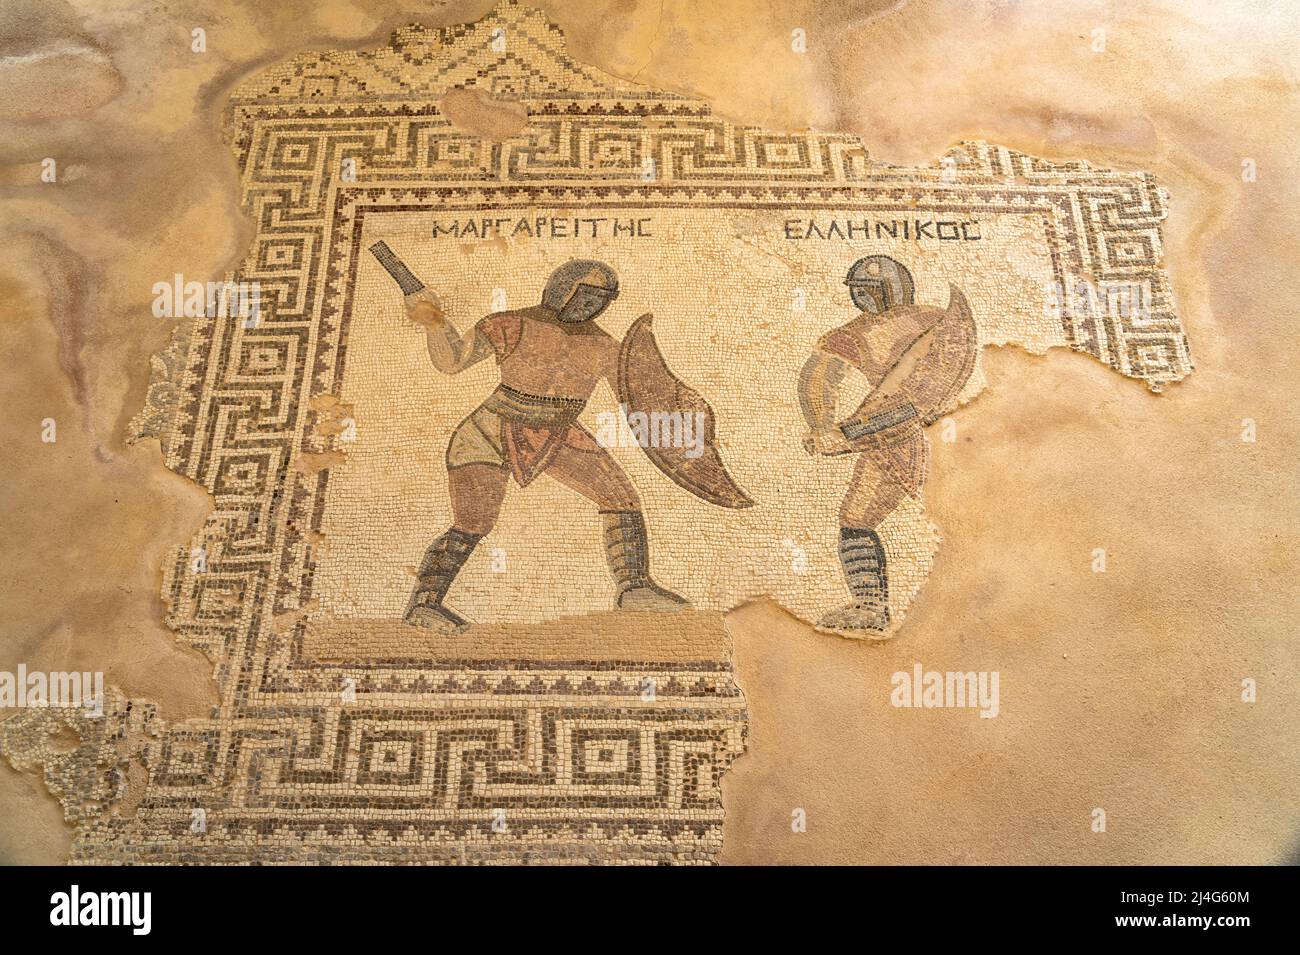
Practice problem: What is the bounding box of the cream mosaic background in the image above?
[317,208,1058,627]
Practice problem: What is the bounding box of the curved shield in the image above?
[842,285,978,450]
[616,314,755,509]
[907,285,978,425]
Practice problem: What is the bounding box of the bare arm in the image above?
[406,291,493,374]
[797,350,847,432]
[798,350,855,455]
[368,240,492,375]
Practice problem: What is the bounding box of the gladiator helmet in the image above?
[541,259,619,323]
[844,256,915,314]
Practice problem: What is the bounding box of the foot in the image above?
[615,582,690,612]
[817,602,892,639]
[404,602,470,633]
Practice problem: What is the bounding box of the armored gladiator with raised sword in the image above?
[369,243,753,632]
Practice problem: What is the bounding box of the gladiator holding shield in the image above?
[798,256,978,638]
[370,244,752,632]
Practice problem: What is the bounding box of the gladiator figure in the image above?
[798,256,978,638]
[369,244,752,632]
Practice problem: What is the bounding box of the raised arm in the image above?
[369,241,492,375]
[408,292,493,374]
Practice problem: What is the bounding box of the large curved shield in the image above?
[842,285,979,450]
[616,314,755,508]
[907,285,978,425]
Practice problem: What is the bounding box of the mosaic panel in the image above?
[2,1,1190,864]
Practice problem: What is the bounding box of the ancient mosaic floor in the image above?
[1,0,1243,866]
